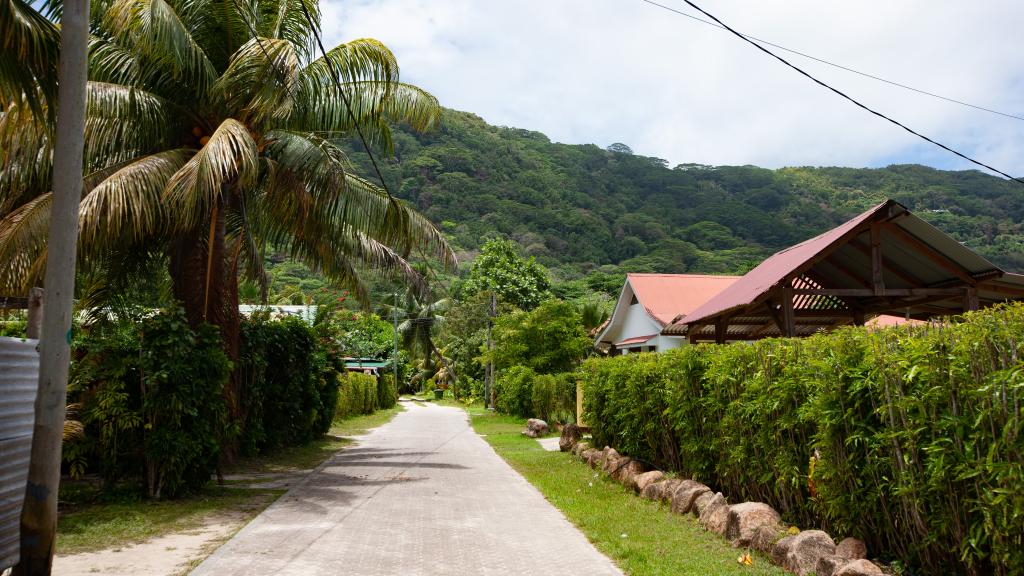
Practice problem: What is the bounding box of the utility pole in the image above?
[16,0,89,572]
[485,292,496,409]
[392,292,399,390]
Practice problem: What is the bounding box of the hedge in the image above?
[582,303,1024,575]
[239,314,340,454]
[494,366,577,422]
[336,372,379,419]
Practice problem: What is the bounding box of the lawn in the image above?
[467,406,786,576]
[58,404,405,554]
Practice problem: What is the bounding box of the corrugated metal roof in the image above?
[627,273,739,326]
[665,199,1021,341]
[0,337,38,571]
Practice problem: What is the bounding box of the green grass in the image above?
[57,483,281,554]
[467,407,786,576]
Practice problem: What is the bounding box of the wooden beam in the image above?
[821,256,872,289]
[871,224,884,294]
[688,324,704,344]
[793,288,963,297]
[881,223,977,285]
[781,283,796,337]
[976,280,1024,298]
[849,238,925,287]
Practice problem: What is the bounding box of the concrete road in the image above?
[192,401,622,576]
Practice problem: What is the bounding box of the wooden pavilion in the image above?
[663,199,1024,343]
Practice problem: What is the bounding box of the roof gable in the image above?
[626,273,739,326]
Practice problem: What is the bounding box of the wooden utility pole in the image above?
[485,292,496,409]
[15,0,88,572]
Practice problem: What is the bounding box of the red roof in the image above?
[628,273,740,326]
[614,334,657,347]
[680,202,889,326]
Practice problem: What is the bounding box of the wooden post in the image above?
[576,381,585,427]
[964,286,979,312]
[781,283,796,337]
[851,309,865,327]
[15,0,88,571]
[26,289,44,340]
[714,318,727,344]
[870,224,884,295]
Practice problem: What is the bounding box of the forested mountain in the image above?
[337,109,1024,295]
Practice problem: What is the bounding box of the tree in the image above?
[0,0,454,437]
[392,293,451,388]
[485,299,591,375]
[464,238,550,310]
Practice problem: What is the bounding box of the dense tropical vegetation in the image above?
[581,302,1024,576]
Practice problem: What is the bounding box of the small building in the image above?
[343,358,388,378]
[595,273,739,354]
[664,199,1024,342]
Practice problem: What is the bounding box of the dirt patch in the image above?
[53,505,258,576]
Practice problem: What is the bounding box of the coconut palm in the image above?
[0,0,453,346]
[391,293,455,388]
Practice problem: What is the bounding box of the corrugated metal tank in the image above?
[0,337,39,571]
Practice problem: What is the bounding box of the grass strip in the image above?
[467,406,785,576]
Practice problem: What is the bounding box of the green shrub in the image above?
[239,314,340,454]
[68,308,229,498]
[531,374,557,421]
[495,365,535,418]
[377,373,398,409]
[582,303,1024,575]
[336,372,378,419]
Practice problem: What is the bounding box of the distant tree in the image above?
[464,238,551,310]
[606,143,634,155]
[336,313,393,359]
[484,299,591,374]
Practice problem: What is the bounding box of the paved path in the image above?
[192,402,622,575]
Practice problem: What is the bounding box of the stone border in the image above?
[561,430,883,576]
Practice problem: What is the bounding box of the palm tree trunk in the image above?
[168,199,241,461]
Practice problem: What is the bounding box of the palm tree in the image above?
[0,0,454,421]
[392,293,453,389]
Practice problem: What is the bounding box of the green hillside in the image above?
[336,109,1024,296]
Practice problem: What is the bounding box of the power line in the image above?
[298,1,395,199]
[641,0,1024,185]
[637,0,1024,122]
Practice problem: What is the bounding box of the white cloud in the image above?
[320,0,1024,174]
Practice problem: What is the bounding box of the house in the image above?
[663,199,1024,343]
[595,273,739,354]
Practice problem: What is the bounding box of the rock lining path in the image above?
[192,401,622,575]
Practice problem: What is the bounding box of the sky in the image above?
[321,0,1024,174]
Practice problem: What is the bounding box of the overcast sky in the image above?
[321,0,1024,174]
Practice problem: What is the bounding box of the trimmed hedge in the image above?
[582,303,1024,575]
[378,373,398,410]
[494,366,577,422]
[336,372,379,419]
[239,314,340,454]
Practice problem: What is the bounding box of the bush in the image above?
[239,314,340,454]
[68,308,230,498]
[495,365,535,418]
[531,373,557,421]
[336,372,378,419]
[378,373,398,409]
[582,303,1024,575]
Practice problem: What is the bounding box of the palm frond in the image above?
[164,118,258,231]
[0,99,53,215]
[262,129,455,269]
[84,81,194,171]
[211,36,297,127]
[172,0,258,69]
[79,149,193,255]
[0,0,60,116]
[291,38,400,132]
[88,34,184,99]
[0,193,52,292]
[381,82,441,133]
[104,0,218,96]
[261,0,317,60]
